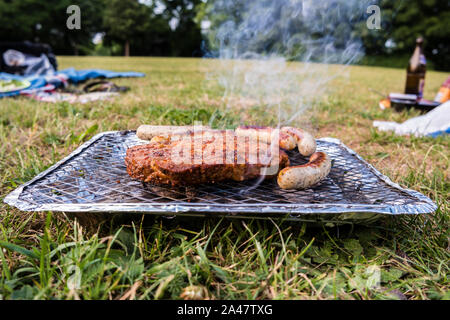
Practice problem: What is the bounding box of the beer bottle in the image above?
[404,37,426,98]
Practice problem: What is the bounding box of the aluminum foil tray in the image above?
[4,131,436,222]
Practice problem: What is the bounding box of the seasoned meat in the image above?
[125,130,289,186]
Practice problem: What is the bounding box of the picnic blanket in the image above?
[0,68,145,98]
[59,68,144,84]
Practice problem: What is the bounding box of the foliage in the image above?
[202,0,449,70]
[0,0,203,57]
[161,0,204,57]
[0,0,447,69]
[359,0,450,71]
[0,0,105,55]
[103,0,154,56]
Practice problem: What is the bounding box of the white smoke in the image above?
[205,0,372,127]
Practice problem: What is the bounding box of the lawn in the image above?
[0,57,448,300]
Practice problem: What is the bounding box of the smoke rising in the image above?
[205,0,374,127]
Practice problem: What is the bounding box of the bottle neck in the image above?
[410,45,425,72]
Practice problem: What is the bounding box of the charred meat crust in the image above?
[125,132,289,186]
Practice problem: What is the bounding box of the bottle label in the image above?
[418,79,425,99]
[420,54,426,65]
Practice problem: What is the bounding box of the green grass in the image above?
[0,57,448,300]
[357,54,437,70]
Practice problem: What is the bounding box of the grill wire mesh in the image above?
[4,131,436,219]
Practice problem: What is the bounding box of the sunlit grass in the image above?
[0,57,448,300]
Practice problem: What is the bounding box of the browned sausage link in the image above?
[281,126,316,156]
[136,125,211,141]
[277,151,331,189]
[235,126,297,150]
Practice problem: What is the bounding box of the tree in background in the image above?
[389,0,449,71]
[160,0,203,57]
[0,0,37,42]
[0,0,203,58]
[201,0,368,63]
[103,0,203,57]
[347,0,449,70]
[202,0,449,71]
[103,0,153,56]
[0,0,104,55]
[0,0,447,69]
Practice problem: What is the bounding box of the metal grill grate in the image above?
[4,131,436,218]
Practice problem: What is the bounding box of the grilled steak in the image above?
[125,131,290,186]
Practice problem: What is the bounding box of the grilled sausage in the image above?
[277,152,331,189]
[235,126,297,150]
[136,125,211,141]
[281,126,316,156]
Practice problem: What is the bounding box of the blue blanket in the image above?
[0,68,145,98]
[58,68,145,84]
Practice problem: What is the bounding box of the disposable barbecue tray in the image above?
[4,131,436,223]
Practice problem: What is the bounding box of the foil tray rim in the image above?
[3,131,437,216]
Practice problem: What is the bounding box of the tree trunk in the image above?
[70,39,79,56]
[124,40,130,57]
